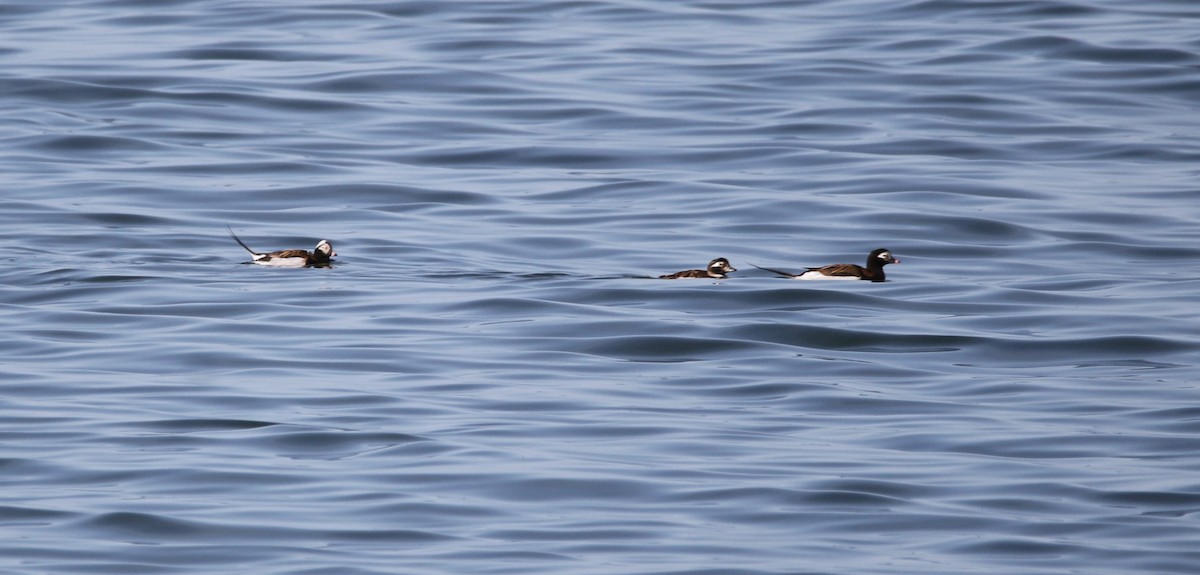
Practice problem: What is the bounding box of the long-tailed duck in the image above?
[659,257,737,279]
[228,227,336,267]
[753,248,898,282]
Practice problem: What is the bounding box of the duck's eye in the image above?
[878,251,891,260]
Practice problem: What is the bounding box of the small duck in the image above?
[753,248,898,282]
[659,257,737,279]
[228,227,336,267]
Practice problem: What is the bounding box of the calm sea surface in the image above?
[2,1,1199,573]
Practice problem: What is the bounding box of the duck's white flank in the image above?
[793,271,861,280]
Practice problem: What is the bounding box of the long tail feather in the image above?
[749,263,799,278]
[227,226,259,256]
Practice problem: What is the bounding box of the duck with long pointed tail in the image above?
[228,227,336,267]
[753,248,898,282]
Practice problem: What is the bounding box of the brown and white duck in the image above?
[754,248,898,282]
[659,257,737,279]
[228,227,336,267]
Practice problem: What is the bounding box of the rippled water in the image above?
[3,1,1199,573]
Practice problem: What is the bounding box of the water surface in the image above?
[2,1,1199,574]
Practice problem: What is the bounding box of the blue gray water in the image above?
[3,1,1199,573]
